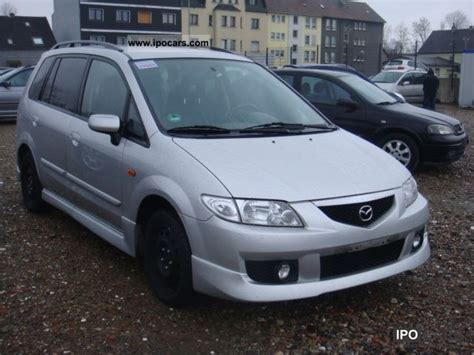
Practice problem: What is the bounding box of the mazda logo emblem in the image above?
[359,205,373,222]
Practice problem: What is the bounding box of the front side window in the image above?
[301,76,351,105]
[81,60,128,119]
[133,59,330,133]
[49,57,88,112]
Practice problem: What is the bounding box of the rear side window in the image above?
[80,60,128,119]
[279,74,295,87]
[29,57,55,100]
[49,57,88,112]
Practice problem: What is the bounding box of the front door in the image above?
[66,58,129,229]
[300,75,368,138]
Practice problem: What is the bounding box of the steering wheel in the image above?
[225,103,260,123]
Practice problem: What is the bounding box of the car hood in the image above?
[173,130,410,202]
[382,103,461,126]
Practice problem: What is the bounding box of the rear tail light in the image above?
[398,66,405,70]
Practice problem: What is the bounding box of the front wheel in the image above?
[379,133,420,171]
[143,210,194,306]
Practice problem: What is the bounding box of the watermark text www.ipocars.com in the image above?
[126,35,211,49]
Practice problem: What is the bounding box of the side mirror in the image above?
[1,81,11,88]
[401,81,411,86]
[88,114,121,134]
[337,98,359,111]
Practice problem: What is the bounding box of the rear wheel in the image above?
[143,210,194,306]
[379,133,420,171]
[20,151,48,212]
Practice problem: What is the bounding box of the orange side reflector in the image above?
[127,169,136,177]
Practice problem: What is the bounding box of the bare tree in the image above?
[1,2,17,16]
[393,23,410,54]
[383,24,392,48]
[440,21,446,30]
[444,10,470,29]
[412,17,431,44]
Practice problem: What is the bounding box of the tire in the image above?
[20,151,48,212]
[143,209,194,306]
[379,133,420,172]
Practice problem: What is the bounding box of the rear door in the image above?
[27,56,88,198]
[0,68,33,116]
[299,74,368,137]
[66,58,129,229]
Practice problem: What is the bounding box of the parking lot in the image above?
[0,105,472,353]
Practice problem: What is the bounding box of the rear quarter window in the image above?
[28,57,55,100]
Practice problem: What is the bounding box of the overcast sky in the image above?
[1,0,473,34]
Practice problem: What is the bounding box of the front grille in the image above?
[318,195,394,227]
[320,238,405,280]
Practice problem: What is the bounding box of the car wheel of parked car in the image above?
[20,151,48,212]
[379,133,419,171]
[144,209,194,306]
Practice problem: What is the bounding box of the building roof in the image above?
[0,16,56,51]
[213,4,241,12]
[419,56,460,68]
[265,0,385,23]
[419,28,474,54]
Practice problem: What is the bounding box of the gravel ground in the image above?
[1,105,473,353]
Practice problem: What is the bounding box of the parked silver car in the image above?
[16,42,430,305]
[0,66,34,119]
[373,70,428,103]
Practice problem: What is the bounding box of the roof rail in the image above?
[209,46,234,55]
[52,40,124,52]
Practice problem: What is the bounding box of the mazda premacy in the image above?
[16,42,430,305]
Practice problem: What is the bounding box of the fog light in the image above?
[277,262,291,280]
[412,235,422,249]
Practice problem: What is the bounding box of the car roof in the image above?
[44,45,252,63]
[380,69,426,73]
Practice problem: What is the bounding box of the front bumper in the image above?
[183,188,430,302]
[421,133,469,164]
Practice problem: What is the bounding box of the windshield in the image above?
[133,59,331,135]
[0,67,22,82]
[372,71,403,83]
[340,75,397,105]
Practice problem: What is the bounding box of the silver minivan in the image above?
[16,42,430,305]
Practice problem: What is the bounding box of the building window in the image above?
[250,40,260,51]
[293,30,298,38]
[330,52,336,63]
[311,51,316,62]
[293,15,298,24]
[331,36,336,47]
[138,11,152,24]
[209,15,213,26]
[304,51,310,62]
[362,23,366,31]
[292,44,297,52]
[331,19,337,31]
[221,39,228,49]
[89,8,104,21]
[272,15,285,23]
[90,35,105,42]
[230,39,236,51]
[305,17,316,29]
[163,13,176,25]
[116,10,130,23]
[324,52,329,63]
[222,16,228,27]
[249,0,256,5]
[7,38,13,45]
[325,18,331,30]
[190,14,198,26]
[25,21,30,27]
[230,16,236,27]
[32,37,44,45]
[344,32,349,42]
[305,35,310,45]
[325,35,330,47]
[117,36,127,45]
[251,18,259,29]
[362,39,366,46]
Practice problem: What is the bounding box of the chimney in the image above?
[9,13,15,17]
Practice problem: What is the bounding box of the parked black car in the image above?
[274,68,468,171]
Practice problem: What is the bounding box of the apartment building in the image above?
[181,0,267,54]
[53,0,182,45]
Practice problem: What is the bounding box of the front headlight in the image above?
[201,195,303,227]
[428,124,454,135]
[402,177,418,207]
[236,199,303,227]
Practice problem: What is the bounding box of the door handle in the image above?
[70,132,81,147]
[32,116,39,127]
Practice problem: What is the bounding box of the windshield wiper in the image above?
[376,101,397,105]
[167,125,231,134]
[240,122,335,132]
